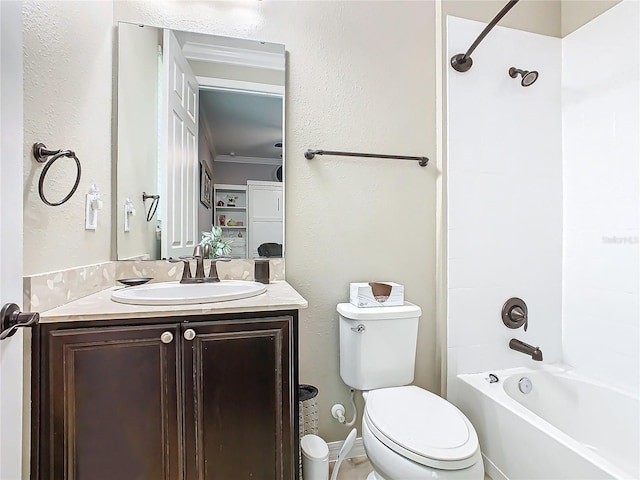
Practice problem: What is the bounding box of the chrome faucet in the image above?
[509,338,543,361]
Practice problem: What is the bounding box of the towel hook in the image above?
[33,142,82,206]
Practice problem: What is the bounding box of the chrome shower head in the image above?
[509,67,539,87]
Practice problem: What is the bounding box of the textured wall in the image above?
[561,0,622,37]
[562,0,639,393]
[20,0,572,444]
[442,0,561,38]
[23,1,113,275]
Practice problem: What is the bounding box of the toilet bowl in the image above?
[336,302,484,479]
[361,386,483,479]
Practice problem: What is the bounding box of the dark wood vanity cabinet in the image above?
[33,312,298,480]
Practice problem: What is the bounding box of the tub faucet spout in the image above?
[509,338,543,361]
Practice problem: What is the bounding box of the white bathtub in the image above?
[455,365,639,480]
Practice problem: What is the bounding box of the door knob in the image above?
[184,329,196,341]
[160,331,174,344]
[1,303,40,341]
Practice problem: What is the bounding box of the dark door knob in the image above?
[1,303,40,340]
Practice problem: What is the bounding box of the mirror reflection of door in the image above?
[116,23,285,261]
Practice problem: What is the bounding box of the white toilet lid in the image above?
[365,386,479,469]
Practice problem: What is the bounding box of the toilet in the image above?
[337,302,484,479]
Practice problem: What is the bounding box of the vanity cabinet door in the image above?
[40,324,183,480]
[182,316,294,480]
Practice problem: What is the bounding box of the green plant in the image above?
[200,226,233,258]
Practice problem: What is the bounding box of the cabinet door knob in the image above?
[160,331,174,344]
[184,329,196,341]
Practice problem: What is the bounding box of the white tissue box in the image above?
[349,282,404,308]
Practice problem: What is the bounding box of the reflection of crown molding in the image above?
[196,77,284,96]
[183,42,285,71]
[215,155,282,166]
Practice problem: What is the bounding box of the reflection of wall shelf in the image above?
[216,206,246,211]
[214,184,248,258]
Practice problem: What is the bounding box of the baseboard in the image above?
[327,436,366,462]
[482,452,507,480]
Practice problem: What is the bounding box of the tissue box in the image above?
[349,282,404,308]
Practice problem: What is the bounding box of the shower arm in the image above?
[451,0,520,72]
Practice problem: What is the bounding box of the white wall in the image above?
[562,0,639,394]
[212,162,278,185]
[446,17,563,399]
[116,23,160,260]
[1,2,27,478]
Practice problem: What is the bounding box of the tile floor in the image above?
[329,456,492,480]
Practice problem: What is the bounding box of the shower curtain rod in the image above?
[304,149,429,167]
[450,0,519,72]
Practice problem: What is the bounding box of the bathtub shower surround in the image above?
[446,15,563,392]
[447,1,640,479]
[458,366,639,479]
[561,0,640,395]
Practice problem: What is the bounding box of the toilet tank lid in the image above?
[337,302,421,320]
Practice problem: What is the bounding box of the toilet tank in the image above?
[337,302,421,390]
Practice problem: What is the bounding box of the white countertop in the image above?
[40,281,308,323]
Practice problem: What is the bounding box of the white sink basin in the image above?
[111,280,266,306]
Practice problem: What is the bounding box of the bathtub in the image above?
[455,365,639,480]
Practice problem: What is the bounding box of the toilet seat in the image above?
[364,386,479,470]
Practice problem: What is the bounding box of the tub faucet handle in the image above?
[502,297,529,331]
[510,306,528,331]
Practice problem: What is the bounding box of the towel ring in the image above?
[33,142,82,207]
[142,192,160,222]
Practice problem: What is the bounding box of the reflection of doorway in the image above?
[196,78,284,255]
[164,30,285,259]
[199,85,283,185]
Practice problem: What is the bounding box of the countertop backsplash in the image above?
[24,258,285,312]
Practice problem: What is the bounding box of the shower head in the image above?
[509,67,538,87]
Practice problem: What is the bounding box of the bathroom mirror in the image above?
[116,22,285,261]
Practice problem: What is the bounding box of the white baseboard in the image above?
[482,453,507,480]
[327,436,366,462]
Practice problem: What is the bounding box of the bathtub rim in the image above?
[457,363,638,480]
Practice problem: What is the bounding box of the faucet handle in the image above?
[168,257,193,282]
[207,256,233,281]
[502,297,529,331]
[510,306,528,332]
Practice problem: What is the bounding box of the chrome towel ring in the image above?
[33,142,82,206]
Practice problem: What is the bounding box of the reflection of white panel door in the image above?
[1,3,26,477]
[248,181,283,257]
[161,29,199,259]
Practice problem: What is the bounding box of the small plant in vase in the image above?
[200,226,233,258]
